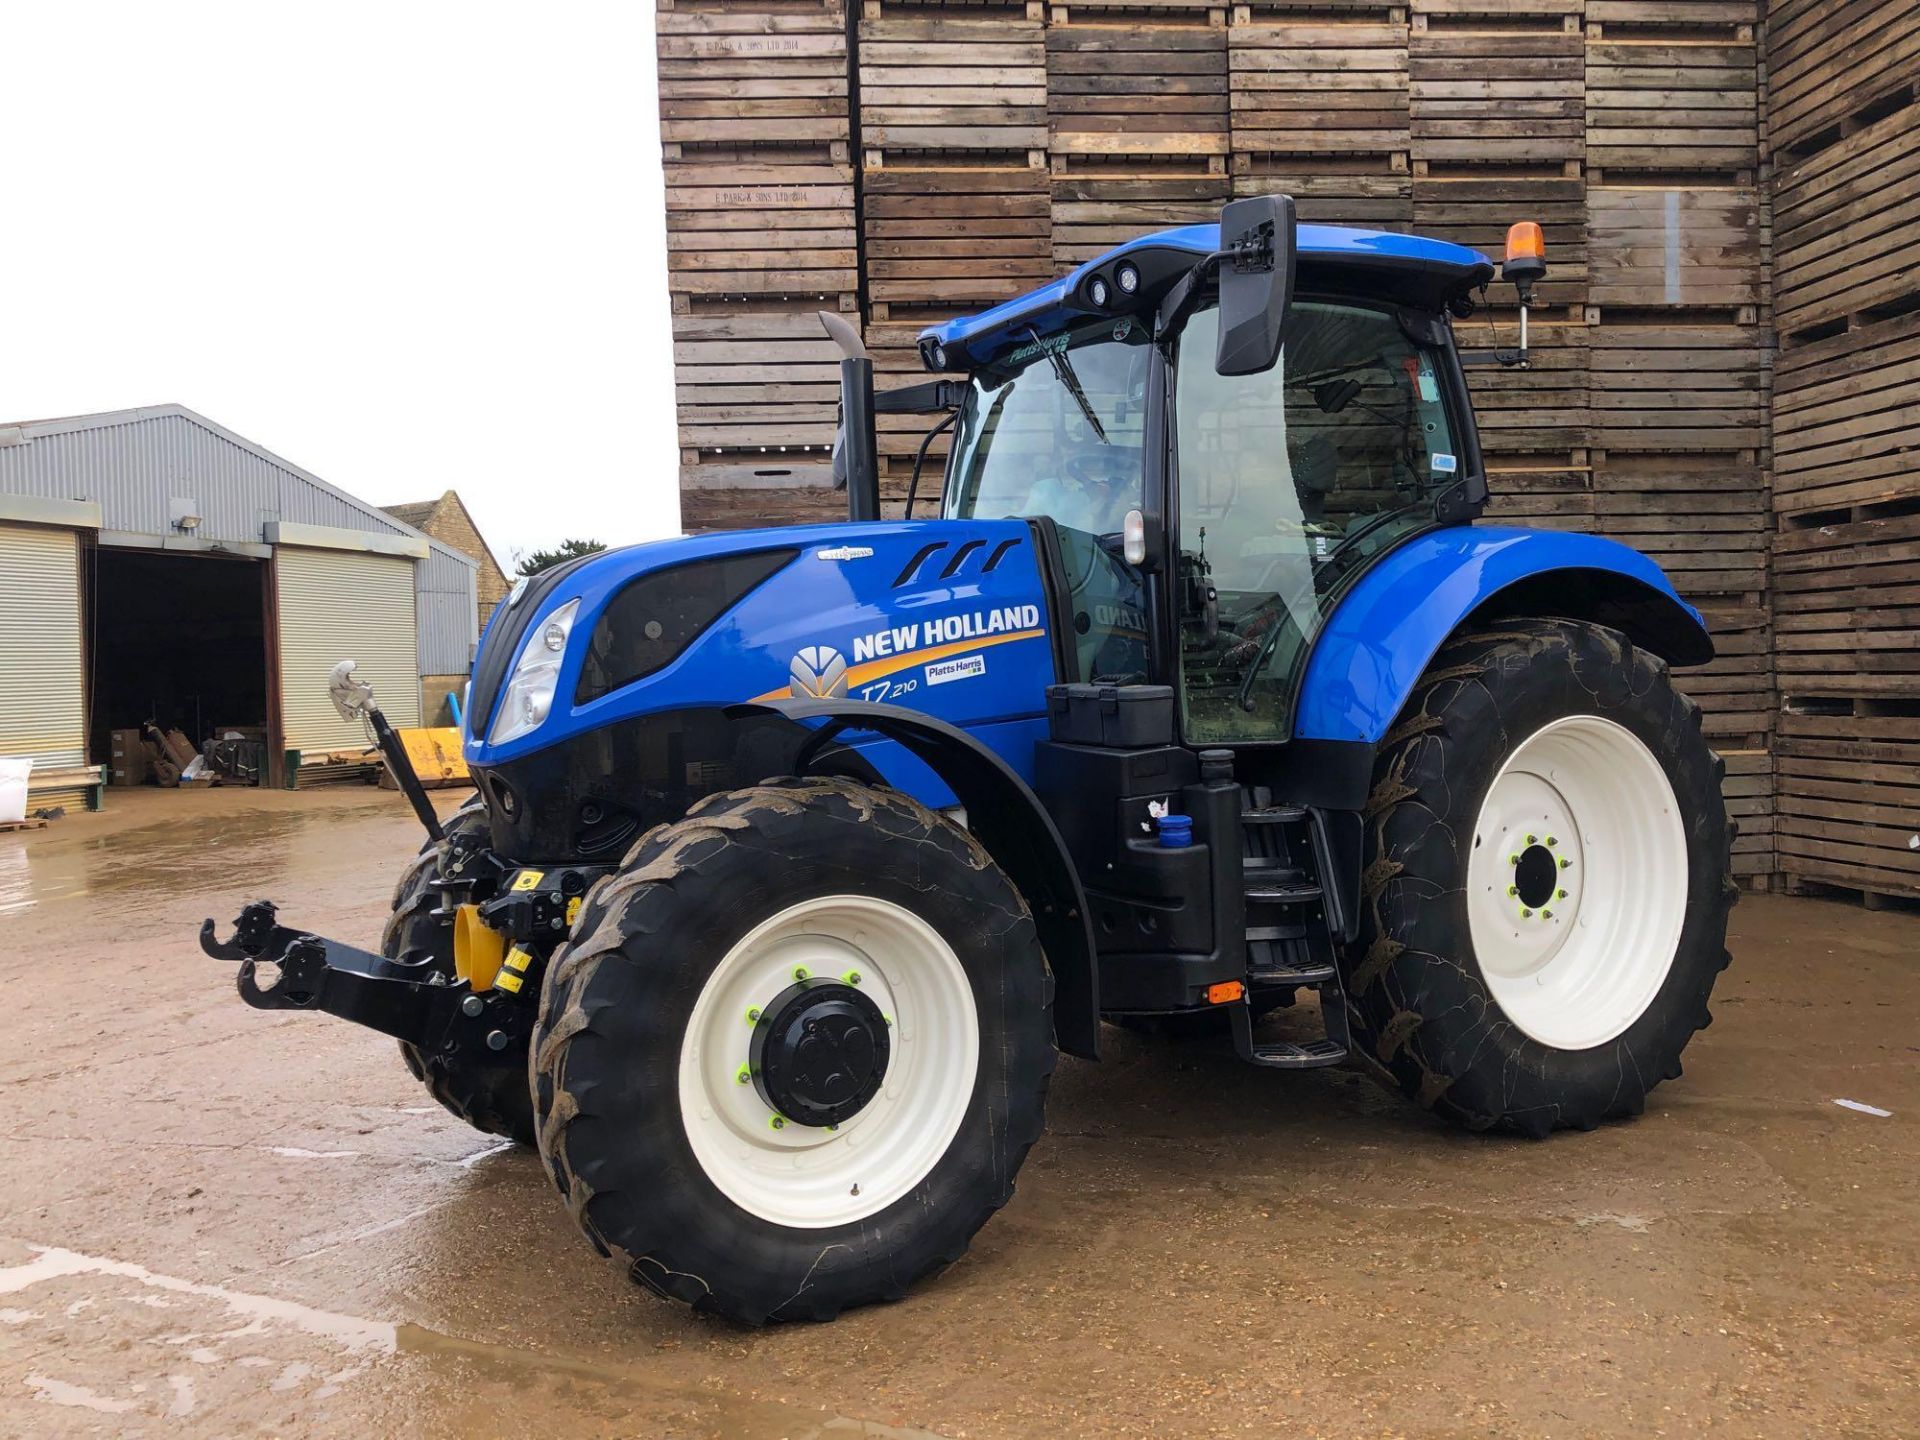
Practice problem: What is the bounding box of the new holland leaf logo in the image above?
[789,645,848,699]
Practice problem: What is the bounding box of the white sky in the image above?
[0,2,682,572]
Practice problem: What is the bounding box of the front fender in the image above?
[1296,527,1712,744]
[729,698,1101,1061]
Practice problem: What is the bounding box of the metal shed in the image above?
[0,405,479,806]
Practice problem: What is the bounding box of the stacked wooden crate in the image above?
[1229,1,1412,228]
[1048,5,1230,269]
[659,1,857,529]
[1409,0,1590,537]
[1766,0,1920,901]
[860,2,1052,510]
[1581,0,1770,877]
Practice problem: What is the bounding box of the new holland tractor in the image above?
[203,196,1732,1324]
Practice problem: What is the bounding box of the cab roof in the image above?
[918,222,1495,370]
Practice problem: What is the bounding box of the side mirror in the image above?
[1214,194,1296,377]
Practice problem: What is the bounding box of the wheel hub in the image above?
[750,980,891,1128]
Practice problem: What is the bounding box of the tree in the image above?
[515,539,608,577]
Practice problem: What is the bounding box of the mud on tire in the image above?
[384,798,537,1145]
[530,776,1056,1326]
[1342,619,1735,1137]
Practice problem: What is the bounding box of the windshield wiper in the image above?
[1028,326,1108,443]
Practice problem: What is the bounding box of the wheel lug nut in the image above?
[1546,836,1558,847]
[1521,907,1533,918]
[793,966,810,981]
[746,1006,762,1024]
[842,970,861,986]
[736,1065,751,1085]
[1556,888,1567,900]
[1542,909,1554,919]
[769,1116,786,1131]
[1507,884,1519,897]
[1508,853,1520,865]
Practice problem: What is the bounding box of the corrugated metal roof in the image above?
[0,404,479,677]
[0,403,477,577]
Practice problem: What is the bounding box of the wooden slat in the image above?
[1049,20,1229,160]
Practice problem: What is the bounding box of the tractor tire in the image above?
[1342,618,1734,1137]
[383,798,537,1146]
[530,776,1055,1325]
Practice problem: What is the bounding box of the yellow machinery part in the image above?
[394,727,470,787]
[454,904,507,992]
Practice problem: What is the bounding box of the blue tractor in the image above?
[204,197,1732,1324]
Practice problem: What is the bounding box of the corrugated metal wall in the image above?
[0,523,87,793]
[417,546,479,676]
[276,547,422,753]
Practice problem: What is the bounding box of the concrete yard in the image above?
[1,788,1914,1438]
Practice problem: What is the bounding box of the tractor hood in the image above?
[465,520,1058,766]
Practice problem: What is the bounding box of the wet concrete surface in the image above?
[1,786,1915,1438]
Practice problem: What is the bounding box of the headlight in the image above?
[489,598,579,745]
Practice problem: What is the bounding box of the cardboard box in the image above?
[109,728,150,787]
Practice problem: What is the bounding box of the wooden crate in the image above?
[1772,505,1920,708]
[1585,3,1759,179]
[682,483,846,532]
[1771,308,1920,517]
[657,3,850,156]
[1766,0,1920,157]
[1587,315,1766,454]
[864,161,1054,317]
[672,305,844,488]
[665,160,859,300]
[1229,10,1408,176]
[1481,463,1598,533]
[868,317,961,506]
[1772,103,1920,340]
[1055,166,1229,267]
[1588,187,1763,307]
[858,7,1049,161]
[1776,712,1920,901]
[1410,0,1586,174]
[1048,14,1229,164]
[1460,317,1591,466]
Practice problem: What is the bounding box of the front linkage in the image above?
[200,900,533,1065]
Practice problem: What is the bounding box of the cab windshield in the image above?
[945,316,1152,682]
[1177,299,1459,743]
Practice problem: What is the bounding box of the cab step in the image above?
[1233,792,1350,1070]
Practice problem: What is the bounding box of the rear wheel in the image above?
[1343,619,1734,1136]
[383,799,536,1145]
[530,776,1055,1325]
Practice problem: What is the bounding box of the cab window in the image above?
[1175,299,1459,742]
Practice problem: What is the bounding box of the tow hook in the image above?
[200,899,530,1061]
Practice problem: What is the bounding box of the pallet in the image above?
[1047,14,1228,166]
[681,483,844,534]
[858,11,1049,161]
[656,4,851,153]
[664,160,859,299]
[1587,313,1766,453]
[0,818,48,834]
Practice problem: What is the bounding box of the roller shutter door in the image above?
[276,546,422,754]
[0,523,87,799]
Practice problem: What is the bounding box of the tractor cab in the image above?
[923,212,1494,750]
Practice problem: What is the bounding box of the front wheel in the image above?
[530,776,1055,1325]
[1343,618,1734,1137]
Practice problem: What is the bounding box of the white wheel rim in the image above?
[677,894,978,1229]
[1466,715,1688,1050]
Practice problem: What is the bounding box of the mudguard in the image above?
[730,697,1101,1061]
[1297,526,1714,744]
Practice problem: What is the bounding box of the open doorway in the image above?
[86,547,270,769]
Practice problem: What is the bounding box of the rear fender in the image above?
[730,697,1101,1061]
[1297,527,1713,744]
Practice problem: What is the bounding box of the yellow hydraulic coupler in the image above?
[453,904,508,992]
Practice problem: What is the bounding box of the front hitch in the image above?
[201,900,528,1061]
